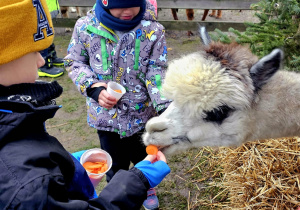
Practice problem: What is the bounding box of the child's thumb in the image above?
[156,151,167,163]
[144,154,157,162]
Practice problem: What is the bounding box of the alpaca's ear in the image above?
[250,49,283,92]
[199,26,211,46]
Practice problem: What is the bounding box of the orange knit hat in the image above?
[0,0,54,65]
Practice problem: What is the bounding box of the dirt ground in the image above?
[45,8,258,209]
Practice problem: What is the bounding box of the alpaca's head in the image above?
[143,27,283,154]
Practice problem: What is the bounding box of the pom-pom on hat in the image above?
[0,0,54,65]
[100,0,144,9]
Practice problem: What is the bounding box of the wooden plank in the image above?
[157,0,259,10]
[52,18,247,32]
[52,18,78,28]
[58,0,259,9]
[58,0,94,7]
[160,20,247,31]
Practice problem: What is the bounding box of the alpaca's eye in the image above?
[203,105,234,125]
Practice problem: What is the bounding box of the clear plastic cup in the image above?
[80,148,112,188]
[107,81,126,101]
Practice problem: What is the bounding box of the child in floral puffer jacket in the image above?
[64,0,170,209]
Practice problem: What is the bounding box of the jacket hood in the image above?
[143,0,158,21]
[0,100,60,144]
[0,81,62,144]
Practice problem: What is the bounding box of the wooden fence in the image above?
[54,0,259,31]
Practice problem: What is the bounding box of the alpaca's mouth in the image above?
[158,136,191,152]
[158,145,170,151]
[172,135,191,144]
[157,143,173,151]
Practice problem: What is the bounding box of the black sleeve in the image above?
[86,86,106,102]
[16,168,149,210]
[158,108,167,115]
[89,168,149,210]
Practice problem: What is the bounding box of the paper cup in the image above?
[107,81,126,101]
[80,148,112,188]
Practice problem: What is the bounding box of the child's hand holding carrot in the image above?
[134,149,170,188]
[145,150,167,164]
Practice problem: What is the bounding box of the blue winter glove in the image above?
[71,150,87,162]
[135,154,170,188]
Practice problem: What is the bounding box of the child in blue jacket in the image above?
[0,1,170,209]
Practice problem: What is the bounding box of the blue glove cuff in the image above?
[71,150,87,162]
[68,153,97,199]
[135,160,170,188]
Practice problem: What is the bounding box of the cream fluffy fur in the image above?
[143,43,300,155]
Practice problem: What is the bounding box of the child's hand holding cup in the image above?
[107,81,126,101]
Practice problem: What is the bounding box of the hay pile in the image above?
[218,137,300,209]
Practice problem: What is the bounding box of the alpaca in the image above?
[60,7,92,32]
[60,6,91,19]
[202,9,222,20]
[60,6,81,18]
[142,27,300,155]
[170,9,194,36]
[170,9,222,36]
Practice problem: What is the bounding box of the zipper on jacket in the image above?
[100,23,119,40]
[0,109,13,113]
[86,25,117,43]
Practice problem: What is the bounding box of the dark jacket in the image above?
[0,81,149,210]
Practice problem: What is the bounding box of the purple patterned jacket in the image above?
[64,2,171,138]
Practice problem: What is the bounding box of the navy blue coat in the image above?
[0,83,149,210]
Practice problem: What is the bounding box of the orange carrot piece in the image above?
[83,161,108,174]
[146,145,158,155]
[102,163,108,171]
[83,161,94,168]
[100,167,105,173]
[114,89,122,93]
[85,168,95,174]
[85,164,102,169]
